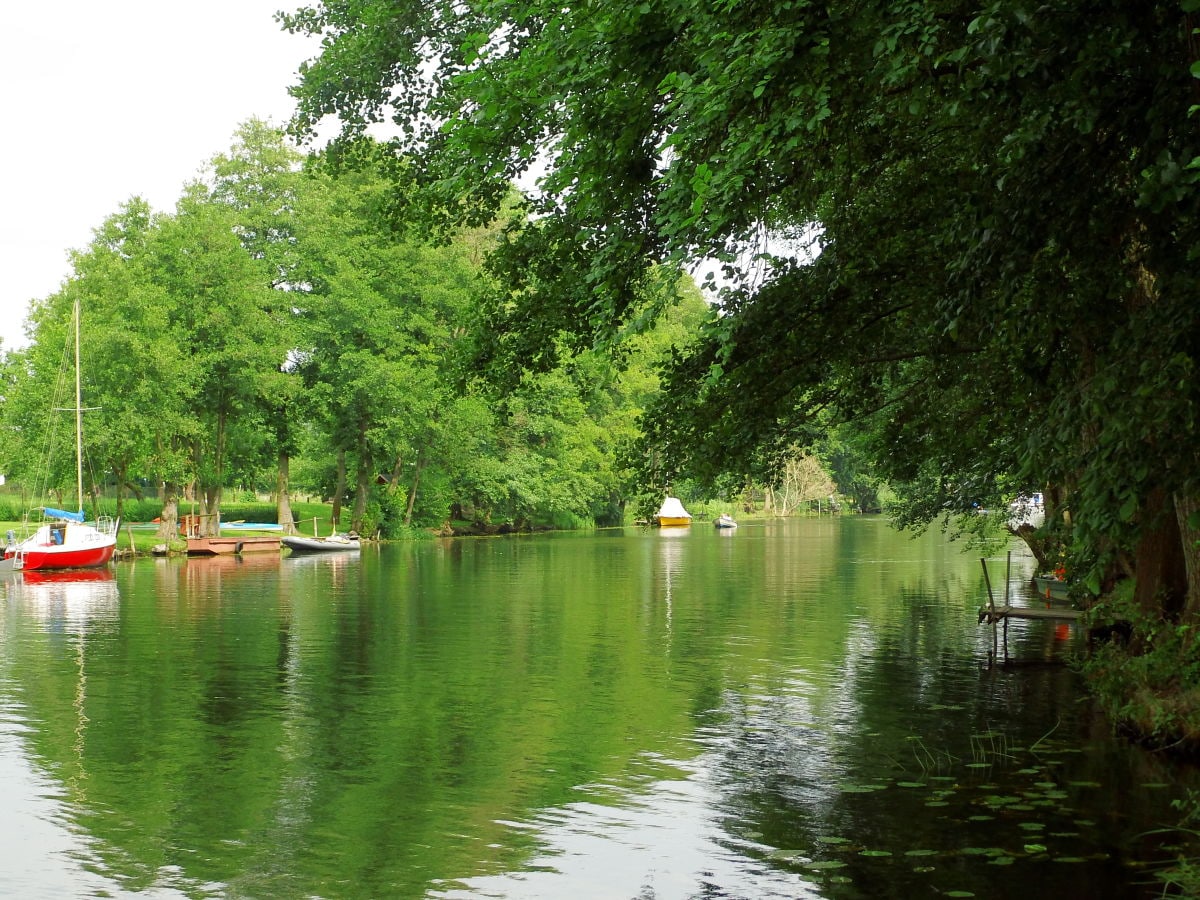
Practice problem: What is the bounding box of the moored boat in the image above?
[656,496,692,527]
[282,533,361,553]
[6,299,118,572]
[1033,574,1071,601]
[7,510,118,571]
[187,535,282,555]
[714,514,738,529]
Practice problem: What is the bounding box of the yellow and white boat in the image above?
[655,497,692,527]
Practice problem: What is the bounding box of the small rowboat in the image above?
[714,514,738,529]
[282,533,361,553]
[1033,574,1070,601]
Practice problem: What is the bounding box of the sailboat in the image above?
[6,299,118,571]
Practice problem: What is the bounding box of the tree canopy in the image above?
[283,1,1200,611]
[3,122,708,538]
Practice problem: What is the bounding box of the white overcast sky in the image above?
[0,1,323,350]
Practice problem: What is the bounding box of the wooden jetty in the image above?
[978,553,1082,663]
[186,535,281,556]
[978,604,1082,624]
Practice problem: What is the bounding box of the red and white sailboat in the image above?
[5,299,118,571]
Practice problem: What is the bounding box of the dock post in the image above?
[1003,551,1012,659]
[981,558,997,662]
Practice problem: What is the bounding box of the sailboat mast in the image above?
[74,298,83,514]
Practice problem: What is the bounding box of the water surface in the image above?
[0,518,1192,898]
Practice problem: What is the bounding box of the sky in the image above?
[0,1,323,351]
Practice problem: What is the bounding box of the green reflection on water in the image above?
[0,519,1194,899]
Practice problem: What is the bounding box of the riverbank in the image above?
[1075,585,1200,895]
[1078,583,1200,757]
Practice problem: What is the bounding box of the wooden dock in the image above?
[978,604,1082,624]
[978,554,1084,663]
[186,535,281,556]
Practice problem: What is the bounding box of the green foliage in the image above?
[3,119,724,536]
[1079,580,1200,749]
[284,0,1200,584]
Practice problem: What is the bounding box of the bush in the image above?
[1078,582,1200,751]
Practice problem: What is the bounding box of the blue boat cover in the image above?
[43,507,85,522]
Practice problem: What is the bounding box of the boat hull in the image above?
[17,543,115,571]
[1033,575,1070,601]
[282,535,361,553]
[656,516,692,527]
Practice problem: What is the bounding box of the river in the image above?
[0,517,1193,898]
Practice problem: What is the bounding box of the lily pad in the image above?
[860,849,892,857]
[814,836,850,845]
[981,795,1019,807]
[804,860,848,871]
[766,849,805,862]
[905,849,937,857]
[838,783,885,793]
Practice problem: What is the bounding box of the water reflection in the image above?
[0,521,1194,898]
[8,568,120,630]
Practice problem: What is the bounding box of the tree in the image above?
[283,1,1200,614]
[288,144,483,534]
[67,201,197,527]
[150,187,291,536]
[5,200,197,534]
[204,120,310,533]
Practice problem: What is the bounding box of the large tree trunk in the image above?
[277,450,296,535]
[1175,493,1200,623]
[351,425,372,533]
[332,450,346,526]
[353,460,372,533]
[158,481,180,543]
[112,463,127,520]
[1133,487,1189,620]
[202,484,222,537]
[404,449,425,526]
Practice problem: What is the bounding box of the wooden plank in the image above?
[978,604,1083,624]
